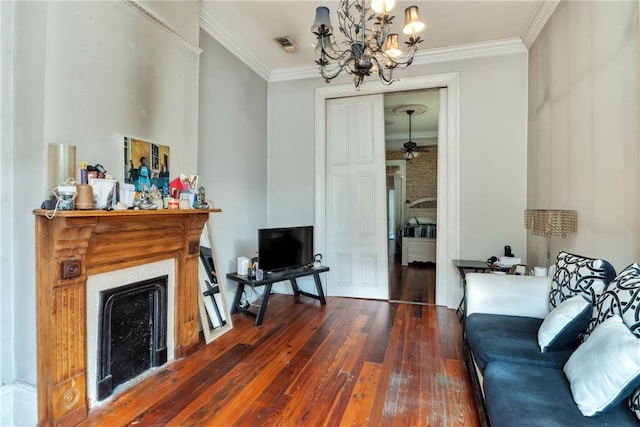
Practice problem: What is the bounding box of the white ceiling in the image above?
[201,1,546,72]
[200,1,552,145]
[384,89,440,149]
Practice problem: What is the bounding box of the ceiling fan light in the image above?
[371,0,397,14]
[311,6,332,34]
[403,6,425,35]
[383,34,402,58]
[403,150,418,159]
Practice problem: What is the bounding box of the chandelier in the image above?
[311,0,426,90]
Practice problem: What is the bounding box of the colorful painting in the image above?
[123,137,170,192]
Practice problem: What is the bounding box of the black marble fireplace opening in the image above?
[97,275,168,400]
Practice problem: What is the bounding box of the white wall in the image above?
[0,1,16,422]
[268,52,529,263]
[5,2,202,423]
[197,30,268,286]
[527,0,640,271]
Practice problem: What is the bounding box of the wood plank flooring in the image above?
[388,261,436,304]
[80,293,479,426]
[387,238,436,305]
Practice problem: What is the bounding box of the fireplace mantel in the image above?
[33,208,220,426]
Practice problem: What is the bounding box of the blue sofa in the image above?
[463,252,640,426]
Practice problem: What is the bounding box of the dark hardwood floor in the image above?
[388,239,437,304]
[81,292,479,426]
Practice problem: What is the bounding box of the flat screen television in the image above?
[258,226,314,273]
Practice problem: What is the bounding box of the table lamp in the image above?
[524,209,578,270]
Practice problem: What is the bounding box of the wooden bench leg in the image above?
[255,283,273,326]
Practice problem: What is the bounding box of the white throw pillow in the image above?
[416,217,436,225]
[564,315,640,416]
[538,296,590,352]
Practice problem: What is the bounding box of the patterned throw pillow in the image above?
[548,251,616,309]
[586,263,640,337]
[630,388,640,422]
[584,262,640,419]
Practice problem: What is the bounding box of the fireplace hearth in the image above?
[97,276,168,400]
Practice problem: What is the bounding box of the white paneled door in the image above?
[325,95,389,300]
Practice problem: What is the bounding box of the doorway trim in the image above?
[314,73,461,309]
[385,159,406,241]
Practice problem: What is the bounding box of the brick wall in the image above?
[386,149,438,202]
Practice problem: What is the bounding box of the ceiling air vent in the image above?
[274,36,297,53]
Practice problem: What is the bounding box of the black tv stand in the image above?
[226,266,329,326]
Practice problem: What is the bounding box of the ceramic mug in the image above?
[533,266,547,277]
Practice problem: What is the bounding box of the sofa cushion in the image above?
[465,313,576,372]
[564,315,640,417]
[586,262,640,337]
[549,251,616,309]
[538,295,591,352]
[484,361,638,426]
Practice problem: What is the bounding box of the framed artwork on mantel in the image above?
[123,136,171,192]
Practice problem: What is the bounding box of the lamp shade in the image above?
[524,209,578,239]
[311,6,332,33]
[383,33,401,57]
[371,0,397,14]
[403,6,425,35]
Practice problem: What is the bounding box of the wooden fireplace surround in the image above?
[33,208,220,426]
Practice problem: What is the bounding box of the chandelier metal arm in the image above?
[312,0,425,89]
[370,56,394,85]
[319,57,352,83]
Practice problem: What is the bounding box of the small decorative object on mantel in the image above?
[138,190,157,210]
[195,186,209,210]
[167,198,179,209]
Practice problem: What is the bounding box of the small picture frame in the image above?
[180,174,199,192]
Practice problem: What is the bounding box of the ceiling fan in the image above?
[402,109,430,159]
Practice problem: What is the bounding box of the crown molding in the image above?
[123,0,202,54]
[199,7,270,81]
[269,38,527,83]
[521,0,560,48]
[412,37,527,66]
[199,1,557,84]
[269,65,322,83]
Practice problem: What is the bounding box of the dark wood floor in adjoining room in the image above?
[81,293,479,426]
[388,239,436,304]
[389,260,436,304]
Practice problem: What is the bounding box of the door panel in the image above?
[326,95,388,300]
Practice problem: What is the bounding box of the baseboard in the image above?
[0,382,37,427]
